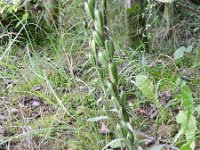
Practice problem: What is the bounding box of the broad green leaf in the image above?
[174,111,185,143]
[174,84,196,148]
[102,138,126,150]
[98,52,109,67]
[181,85,194,112]
[176,111,197,138]
[136,75,154,100]
[121,107,130,122]
[185,117,196,140]
[180,143,190,150]
[184,45,193,52]
[180,139,195,150]
[120,91,127,107]
[125,122,134,133]
[175,111,197,148]
[87,116,109,122]
[174,46,185,60]
[118,122,128,138]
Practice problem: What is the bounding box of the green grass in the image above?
[0,0,200,149]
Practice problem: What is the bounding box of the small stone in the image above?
[11,108,18,113]
[32,101,41,107]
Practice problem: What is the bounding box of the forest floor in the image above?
[0,1,200,150]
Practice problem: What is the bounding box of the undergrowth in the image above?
[0,0,200,149]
